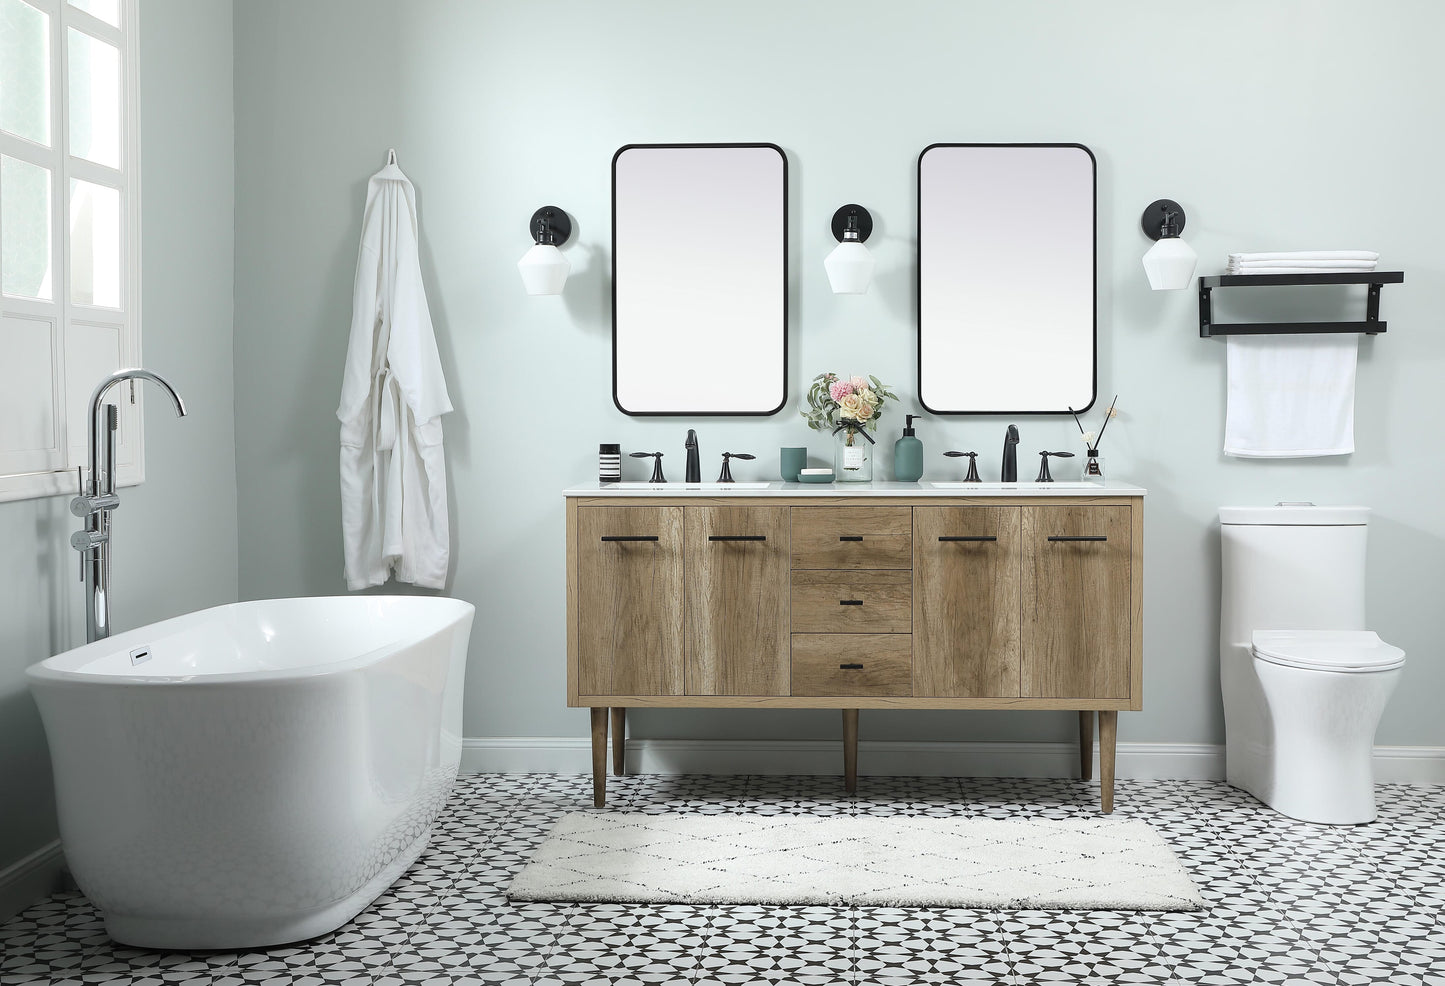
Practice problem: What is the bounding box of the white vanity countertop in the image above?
[564,480,1147,498]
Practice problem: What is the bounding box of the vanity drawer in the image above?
[791,633,912,697]
[791,507,913,570]
[791,571,912,634]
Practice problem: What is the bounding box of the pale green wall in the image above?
[0,0,237,886]
[232,0,1445,750]
[5,3,1442,897]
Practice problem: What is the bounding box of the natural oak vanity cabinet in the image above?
[1020,505,1133,699]
[576,506,685,697]
[683,506,791,697]
[913,506,1021,698]
[566,484,1145,813]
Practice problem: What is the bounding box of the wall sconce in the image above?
[824,204,875,294]
[1140,198,1197,291]
[517,206,572,295]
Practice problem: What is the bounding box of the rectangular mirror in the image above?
[918,143,1096,414]
[613,143,787,415]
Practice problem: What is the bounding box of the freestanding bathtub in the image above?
[26,595,474,950]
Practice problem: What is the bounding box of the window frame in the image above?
[0,0,142,503]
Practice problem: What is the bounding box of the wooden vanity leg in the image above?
[1078,711,1095,781]
[842,709,859,794]
[1099,711,1117,813]
[610,707,626,776]
[590,708,608,807]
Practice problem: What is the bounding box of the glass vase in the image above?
[1082,451,1105,483]
[834,428,873,482]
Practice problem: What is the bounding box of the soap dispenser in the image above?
[893,414,925,482]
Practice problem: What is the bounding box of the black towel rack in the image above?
[1197,271,1403,338]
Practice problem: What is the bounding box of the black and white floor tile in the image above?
[2,774,1443,985]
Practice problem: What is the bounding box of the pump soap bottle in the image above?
[893,414,925,482]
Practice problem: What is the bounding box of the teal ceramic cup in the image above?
[780,447,807,482]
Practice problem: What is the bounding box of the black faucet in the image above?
[685,429,701,483]
[1001,425,1019,482]
[944,450,982,482]
[1035,450,1075,483]
[629,451,666,483]
[717,452,754,483]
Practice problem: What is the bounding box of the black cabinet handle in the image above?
[939,535,997,542]
[600,535,659,542]
[1047,535,1107,542]
[839,663,864,670]
[839,599,864,606]
[838,535,863,542]
[708,535,767,542]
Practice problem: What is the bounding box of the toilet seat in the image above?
[1252,630,1405,674]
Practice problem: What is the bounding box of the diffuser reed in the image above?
[1068,395,1118,481]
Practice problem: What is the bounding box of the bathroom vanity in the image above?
[564,481,1145,812]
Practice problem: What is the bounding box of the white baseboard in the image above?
[0,840,65,924]
[461,736,1445,785]
[1373,746,1445,784]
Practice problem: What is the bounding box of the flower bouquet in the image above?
[802,373,899,481]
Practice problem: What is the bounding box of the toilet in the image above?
[1219,503,1405,824]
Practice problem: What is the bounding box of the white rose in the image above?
[839,393,869,421]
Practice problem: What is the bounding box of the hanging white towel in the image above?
[1223,333,1357,457]
[337,151,453,589]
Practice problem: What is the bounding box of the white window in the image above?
[0,0,140,502]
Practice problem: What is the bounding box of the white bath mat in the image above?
[508,813,1204,910]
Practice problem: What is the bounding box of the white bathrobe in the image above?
[338,153,452,590]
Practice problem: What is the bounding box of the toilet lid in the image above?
[1252,630,1405,673]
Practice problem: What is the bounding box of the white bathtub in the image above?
[26,595,474,950]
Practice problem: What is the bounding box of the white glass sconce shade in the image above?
[825,240,875,294]
[1139,198,1196,290]
[518,244,570,295]
[1142,236,1197,290]
[826,204,876,294]
[519,206,572,295]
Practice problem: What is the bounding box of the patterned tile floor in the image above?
[2,774,1443,985]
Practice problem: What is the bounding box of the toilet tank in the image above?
[1219,504,1369,652]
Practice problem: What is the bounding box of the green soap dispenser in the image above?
[893,414,925,482]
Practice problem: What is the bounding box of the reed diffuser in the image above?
[1069,395,1118,482]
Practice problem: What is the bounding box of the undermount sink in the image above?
[928,481,1100,490]
[606,482,773,490]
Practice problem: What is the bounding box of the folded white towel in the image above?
[1224,333,1357,457]
[1229,259,1378,270]
[1228,251,1379,263]
[1225,266,1376,275]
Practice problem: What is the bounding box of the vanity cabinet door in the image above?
[1020,505,1131,699]
[685,506,791,696]
[913,506,1022,697]
[576,506,686,696]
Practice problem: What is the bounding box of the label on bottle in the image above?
[843,445,865,471]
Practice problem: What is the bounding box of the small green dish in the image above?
[798,471,835,484]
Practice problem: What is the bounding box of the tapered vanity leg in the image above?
[1078,711,1095,781]
[610,707,626,777]
[1099,711,1117,813]
[842,709,859,794]
[590,707,607,807]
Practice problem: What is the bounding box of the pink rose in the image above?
[829,380,854,402]
[851,376,868,392]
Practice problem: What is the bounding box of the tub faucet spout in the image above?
[74,369,187,643]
